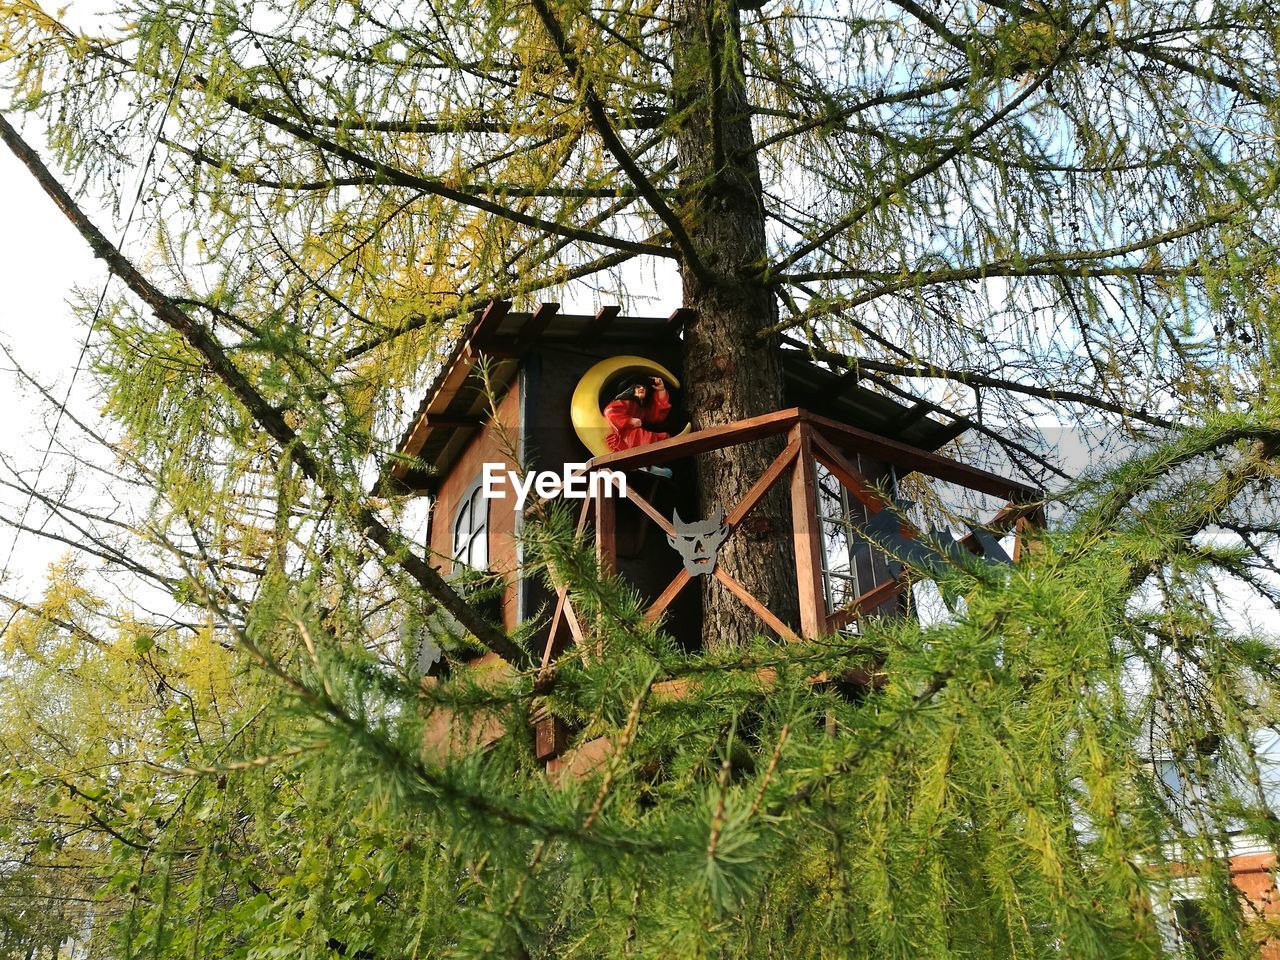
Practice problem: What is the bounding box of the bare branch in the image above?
[0,111,529,667]
[525,0,711,284]
[206,83,675,261]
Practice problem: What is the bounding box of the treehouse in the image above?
[387,300,1042,772]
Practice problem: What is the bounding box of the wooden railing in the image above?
[536,407,1042,687]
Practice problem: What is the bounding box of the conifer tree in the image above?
[6,0,1277,646]
[0,0,1279,958]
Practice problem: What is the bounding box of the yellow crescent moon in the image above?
[570,356,690,458]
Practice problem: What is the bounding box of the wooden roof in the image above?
[384,300,967,494]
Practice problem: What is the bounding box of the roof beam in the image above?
[666,307,694,332]
[515,301,561,351]
[582,304,621,341]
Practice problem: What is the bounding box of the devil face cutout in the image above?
[667,506,731,575]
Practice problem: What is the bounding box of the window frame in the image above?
[451,477,490,571]
[814,459,897,622]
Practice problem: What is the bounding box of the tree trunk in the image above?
[672,0,798,651]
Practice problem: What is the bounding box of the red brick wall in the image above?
[1231,852,1280,959]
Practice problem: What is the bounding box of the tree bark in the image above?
[672,0,799,650]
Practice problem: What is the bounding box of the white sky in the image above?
[0,1,117,596]
[0,121,114,594]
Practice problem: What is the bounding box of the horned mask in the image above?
[667,506,730,575]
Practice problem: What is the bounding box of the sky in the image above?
[0,0,121,599]
[0,121,114,595]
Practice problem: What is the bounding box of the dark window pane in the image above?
[453,480,490,569]
[1174,900,1224,960]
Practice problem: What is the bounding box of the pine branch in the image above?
[761,201,1263,350]
[750,72,972,153]
[171,138,668,198]
[204,83,674,260]
[0,592,107,650]
[1081,424,1280,553]
[886,0,969,51]
[773,207,1253,284]
[769,0,1107,274]
[525,0,712,285]
[340,245,645,361]
[799,349,1174,429]
[1120,41,1278,105]
[0,112,528,667]
[269,107,668,134]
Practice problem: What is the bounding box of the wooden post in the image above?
[533,496,595,761]
[535,715,568,760]
[789,423,828,638]
[595,482,616,576]
[1013,503,1047,562]
[591,483,617,658]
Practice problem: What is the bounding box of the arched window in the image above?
[451,478,489,570]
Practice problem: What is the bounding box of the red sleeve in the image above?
[642,391,671,426]
[603,399,635,431]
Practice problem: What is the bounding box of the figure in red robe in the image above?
[603,376,671,452]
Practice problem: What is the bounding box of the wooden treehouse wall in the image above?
[427,385,522,632]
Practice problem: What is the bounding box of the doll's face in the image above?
[632,384,649,403]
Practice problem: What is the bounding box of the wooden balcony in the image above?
[536,407,1043,683]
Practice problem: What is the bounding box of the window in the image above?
[452,479,489,570]
[817,461,895,621]
[816,462,865,617]
[815,460,902,625]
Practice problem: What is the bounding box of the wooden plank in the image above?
[1013,504,1047,562]
[809,430,893,514]
[624,486,675,537]
[473,299,513,340]
[713,567,802,642]
[425,344,482,416]
[536,498,594,679]
[888,401,933,433]
[538,585,587,675]
[582,304,621,341]
[827,577,906,632]
[831,363,863,394]
[956,499,1045,555]
[789,425,828,638]
[726,437,801,529]
[515,301,560,350]
[562,596,586,647]
[644,569,691,623]
[576,489,595,534]
[666,307,695,331]
[985,499,1045,532]
[538,587,572,678]
[535,571,595,758]
[394,388,485,476]
[591,408,803,471]
[798,409,1040,501]
[595,487,616,576]
[393,300,508,470]
[560,499,593,656]
[546,734,614,781]
[419,415,481,430]
[534,716,568,760]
